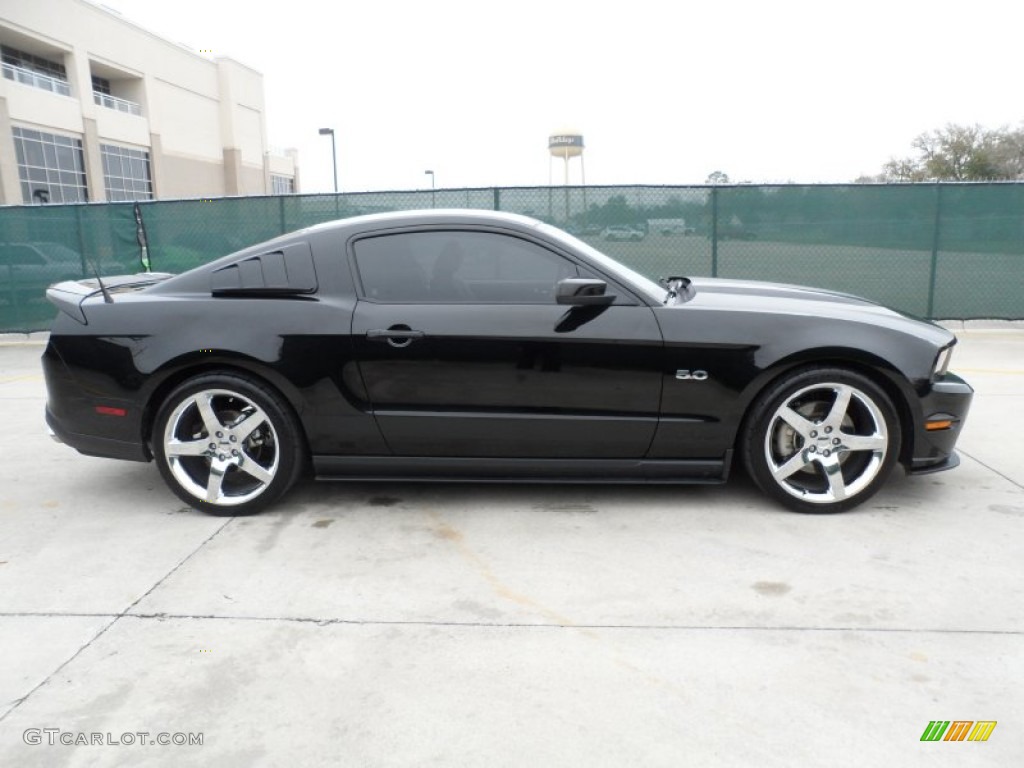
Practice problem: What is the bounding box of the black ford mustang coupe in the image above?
[43,210,972,515]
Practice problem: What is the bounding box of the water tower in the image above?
[548,129,585,222]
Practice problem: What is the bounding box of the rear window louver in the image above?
[210,242,317,295]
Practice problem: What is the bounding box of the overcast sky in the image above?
[100,0,1022,194]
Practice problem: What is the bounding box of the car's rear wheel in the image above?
[153,373,304,516]
[743,367,900,513]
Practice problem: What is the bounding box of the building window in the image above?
[2,45,67,79]
[12,127,88,204]
[101,144,153,201]
[271,175,295,195]
[1,45,70,96]
[92,75,111,95]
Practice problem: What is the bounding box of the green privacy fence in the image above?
[1,183,1022,332]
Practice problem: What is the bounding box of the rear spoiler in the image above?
[46,273,174,324]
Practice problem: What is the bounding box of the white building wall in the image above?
[2,82,84,136]
[153,81,223,161]
[93,104,150,148]
[0,0,297,204]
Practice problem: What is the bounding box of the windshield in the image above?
[534,223,667,303]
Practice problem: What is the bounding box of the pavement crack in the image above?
[0,515,234,723]
[959,449,1024,491]
[4,611,1020,636]
[120,517,235,617]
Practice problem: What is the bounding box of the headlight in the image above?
[933,344,954,379]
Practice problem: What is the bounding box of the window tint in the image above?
[354,231,579,303]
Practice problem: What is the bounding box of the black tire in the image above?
[742,366,901,514]
[152,372,305,516]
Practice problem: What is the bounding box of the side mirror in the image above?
[556,278,615,306]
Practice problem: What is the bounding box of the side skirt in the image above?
[313,451,732,484]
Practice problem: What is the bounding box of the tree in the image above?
[912,124,999,180]
[872,122,1024,182]
[991,128,1024,179]
[585,194,635,226]
[878,157,927,183]
[705,170,730,185]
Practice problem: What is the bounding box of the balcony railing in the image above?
[93,90,142,116]
[2,62,71,96]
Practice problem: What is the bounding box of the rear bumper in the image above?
[43,341,149,463]
[46,406,149,462]
[907,372,973,473]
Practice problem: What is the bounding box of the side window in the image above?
[354,231,580,304]
[353,234,431,302]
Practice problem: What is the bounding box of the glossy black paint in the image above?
[42,210,973,485]
[352,302,663,457]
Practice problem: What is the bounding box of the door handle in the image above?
[367,327,425,348]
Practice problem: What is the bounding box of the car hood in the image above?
[676,277,953,346]
[688,277,882,306]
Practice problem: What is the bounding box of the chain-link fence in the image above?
[1,183,1022,332]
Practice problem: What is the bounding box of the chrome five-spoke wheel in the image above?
[744,368,901,513]
[163,388,279,506]
[154,373,304,515]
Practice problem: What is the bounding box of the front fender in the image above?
[648,305,943,460]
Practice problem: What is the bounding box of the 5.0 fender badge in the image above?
[676,369,709,381]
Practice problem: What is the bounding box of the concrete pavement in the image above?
[0,331,1021,766]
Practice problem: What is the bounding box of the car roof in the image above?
[301,208,545,235]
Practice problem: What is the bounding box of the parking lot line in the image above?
[0,373,42,384]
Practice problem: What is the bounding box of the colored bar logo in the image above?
[921,721,997,742]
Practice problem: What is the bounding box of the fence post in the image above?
[926,183,942,319]
[74,205,88,278]
[493,187,501,211]
[711,186,719,277]
[279,195,286,235]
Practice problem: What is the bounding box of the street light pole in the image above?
[424,169,435,208]
[318,128,337,193]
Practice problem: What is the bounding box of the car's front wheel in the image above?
[743,367,901,513]
[152,373,305,516]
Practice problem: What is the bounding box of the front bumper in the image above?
[907,372,973,474]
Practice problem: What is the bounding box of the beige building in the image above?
[0,0,298,206]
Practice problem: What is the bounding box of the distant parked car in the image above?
[0,242,83,303]
[601,225,645,242]
[659,224,696,236]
